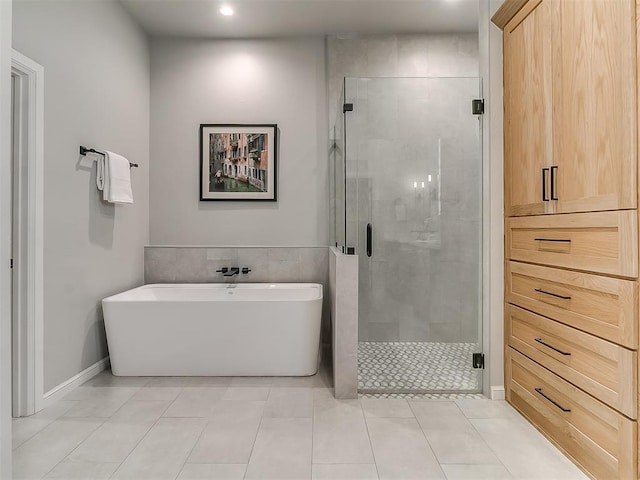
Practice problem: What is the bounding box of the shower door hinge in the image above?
[472,353,485,369]
[343,103,354,113]
[472,99,484,115]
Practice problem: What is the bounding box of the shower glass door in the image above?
[343,77,483,393]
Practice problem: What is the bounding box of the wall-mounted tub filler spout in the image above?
[224,267,240,277]
[216,267,240,277]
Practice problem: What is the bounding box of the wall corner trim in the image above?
[42,356,110,408]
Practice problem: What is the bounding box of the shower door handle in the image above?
[366,223,372,257]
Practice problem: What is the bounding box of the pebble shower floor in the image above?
[358,341,481,393]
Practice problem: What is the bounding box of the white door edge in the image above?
[10,49,44,417]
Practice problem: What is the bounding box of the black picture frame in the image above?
[199,124,278,201]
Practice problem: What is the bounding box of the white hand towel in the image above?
[103,151,134,204]
[96,154,105,192]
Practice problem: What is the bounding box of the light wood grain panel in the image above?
[503,0,553,217]
[638,0,640,222]
[506,304,637,417]
[552,0,637,214]
[492,0,531,30]
[506,211,638,277]
[506,261,638,348]
[506,348,637,480]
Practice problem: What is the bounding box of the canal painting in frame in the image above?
[200,124,278,201]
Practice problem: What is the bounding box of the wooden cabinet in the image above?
[552,0,637,214]
[507,348,637,480]
[500,0,637,217]
[506,261,638,348]
[506,210,638,278]
[504,0,552,216]
[494,1,640,478]
[507,304,637,417]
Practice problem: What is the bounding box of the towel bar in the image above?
[79,146,139,168]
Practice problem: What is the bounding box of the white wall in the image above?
[1,0,13,474]
[12,0,150,392]
[149,38,328,246]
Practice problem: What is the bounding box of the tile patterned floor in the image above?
[360,393,485,399]
[358,342,481,393]
[11,365,589,480]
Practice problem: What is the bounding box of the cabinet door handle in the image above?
[535,388,571,412]
[366,223,372,257]
[550,166,559,200]
[535,288,571,300]
[534,338,571,356]
[542,168,550,201]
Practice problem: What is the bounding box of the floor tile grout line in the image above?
[35,416,107,480]
[11,413,59,451]
[164,383,229,479]
[172,415,211,480]
[360,399,382,480]
[106,394,180,479]
[466,414,539,479]
[407,399,454,478]
[242,394,267,480]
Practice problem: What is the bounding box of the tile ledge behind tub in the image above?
[144,245,332,249]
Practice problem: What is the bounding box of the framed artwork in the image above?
[200,124,278,201]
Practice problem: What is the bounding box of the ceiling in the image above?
[119,0,479,38]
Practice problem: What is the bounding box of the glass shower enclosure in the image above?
[331,77,483,394]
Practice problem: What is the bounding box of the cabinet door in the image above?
[552,0,637,214]
[504,0,553,217]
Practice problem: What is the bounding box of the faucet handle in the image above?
[242,267,251,274]
[216,267,229,273]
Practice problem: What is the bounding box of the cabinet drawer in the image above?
[506,304,637,417]
[506,261,637,348]
[506,210,638,277]
[506,348,637,480]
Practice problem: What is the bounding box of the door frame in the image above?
[10,49,44,417]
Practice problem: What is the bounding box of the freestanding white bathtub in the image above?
[102,283,323,376]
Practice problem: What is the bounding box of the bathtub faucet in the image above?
[222,267,240,277]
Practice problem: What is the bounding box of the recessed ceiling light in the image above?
[219,5,234,16]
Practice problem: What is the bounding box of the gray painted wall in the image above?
[1,0,12,473]
[149,38,328,246]
[12,0,150,392]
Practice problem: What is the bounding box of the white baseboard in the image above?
[42,357,110,408]
[490,386,505,400]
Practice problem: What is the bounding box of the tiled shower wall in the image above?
[327,33,479,130]
[144,246,331,343]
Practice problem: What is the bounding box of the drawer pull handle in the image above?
[534,338,571,356]
[534,238,571,243]
[535,288,571,300]
[535,388,571,412]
